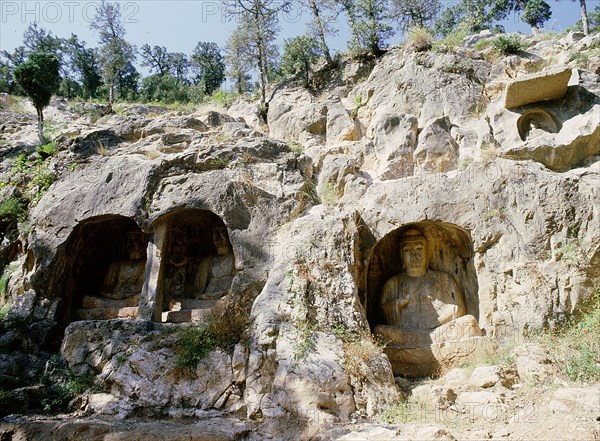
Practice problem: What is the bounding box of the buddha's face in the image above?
[212,227,229,255]
[127,234,145,260]
[401,240,427,276]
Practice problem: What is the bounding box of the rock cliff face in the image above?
[0,32,599,438]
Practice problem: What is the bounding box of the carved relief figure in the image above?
[167,228,189,297]
[78,230,146,320]
[374,228,481,360]
[101,231,146,300]
[193,225,235,299]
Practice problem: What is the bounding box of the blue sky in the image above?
[0,0,593,59]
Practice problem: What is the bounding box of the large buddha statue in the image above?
[374,228,482,376]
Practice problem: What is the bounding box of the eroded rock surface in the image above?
[0,31,599,438]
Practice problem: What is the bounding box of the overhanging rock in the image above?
[504,66,572,108]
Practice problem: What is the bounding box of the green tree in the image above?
[168,52,190,83]
[22,23,75,97]
[190,42,226,95]
[391,0,441,32]
[140,44,170,75]
[336,0,361,50]
[23,22,63,57]
[140,74,190,103]
[521,0,551,34]
[90,0,136,110]
[281,35,322,86]
[117,60,139,101]
[338,0,394,55]
[434,0,508,36]
[303,0,337,64]
[227,0,291,115]
[224,25,254,94]
[0,47,26,94]
[354,0,394,55]
[13,52,60,144]
[65,34,102,99]
[577,0,590,35]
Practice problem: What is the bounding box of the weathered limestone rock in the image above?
[414,117,459,174]
[2,34,599,430]
[61,320,163,374]
[504,105,600,171]
[5,290,36,321]
[326,100,360,143]
[0,417,252,441]
[271,327,356,423]
[512,343,554,383]
[267,88,326,141]
[504,66,572,108]
[469,365,516,389]
[366,111,417,180]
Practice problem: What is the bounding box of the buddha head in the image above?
[126,231,146,260]
[212,225,230,255]
[399,228,428,277]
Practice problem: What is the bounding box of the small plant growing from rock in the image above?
[380,400,421,424]
[174,325,217,369]
[407,26,433,52]
[174,298,250,369]
[535,287,600,383]
[492,35,523,55]
[38,355,98,413]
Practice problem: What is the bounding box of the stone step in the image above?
[77,307,138,320]
[168,298,217,311]
[163,308,212,324]
[82,295,140,309]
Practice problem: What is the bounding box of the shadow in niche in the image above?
[60,215,148,325]
[157,208,236,323]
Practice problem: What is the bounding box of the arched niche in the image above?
[517,109,562,141]
[366,221,479,331]
[156,209,235,323]
[61,215,148,324]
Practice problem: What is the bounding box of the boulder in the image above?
[367,111,417,180]
[326,101,359,143]
[6,290,36,321]
[512,343,554,383]
[414,116,459,173]
[504,66,572,108]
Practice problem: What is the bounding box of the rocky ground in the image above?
[1,30,599,440]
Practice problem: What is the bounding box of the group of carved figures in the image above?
[78,224,234,321]
[79,220,481,375]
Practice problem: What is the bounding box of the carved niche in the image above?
[63,215,148,323]
[366,222,483,377]
[160,209,235,323]
[517,109,562,141]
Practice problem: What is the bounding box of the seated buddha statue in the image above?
[374,228,482,376]
[192,225,235,300]
[101,231,147,300]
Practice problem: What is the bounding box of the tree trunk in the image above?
[36,106,45,145]
[309,0,332,64]
[108,83,114,113]
[580,0,590,35]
